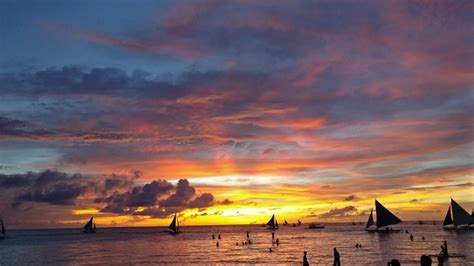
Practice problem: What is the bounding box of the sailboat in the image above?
[0,216,5,239]
[168,213,180,234]
[82,217,97,233]
[284,220,289,226]
[365,200,402,232]
[442,199,474,230]
[267,214,278,230]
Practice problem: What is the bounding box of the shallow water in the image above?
[0,223,472,265]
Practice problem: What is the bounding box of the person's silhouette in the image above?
[218,234,221,240]
[420,255,432,265]
[387,259,400,266]
[303,251,309,266]
[410,234,414,241]
[333,248,340,266]
[216,241,219,247]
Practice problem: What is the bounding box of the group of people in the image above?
[212,233,221,247]
[302,240,450,265]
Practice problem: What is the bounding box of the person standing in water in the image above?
[333,248,340,266]
[410,234,413,241]
[246,231,250,239]
[272,232,275,239]
[303,251,309,266]
[443,240,448,257]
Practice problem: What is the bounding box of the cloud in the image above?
[343,195,359,202]
[317,206,358,219]
[96,178,231,218]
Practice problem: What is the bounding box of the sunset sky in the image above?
[0,0,473,229]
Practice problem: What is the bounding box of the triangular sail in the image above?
[375,200,402,228]
[451,199,473,226]
[267,214,276,228]
[442,207,453,226]
[83,217,93,229]
[366,209,375,228]
[169,213,178,233]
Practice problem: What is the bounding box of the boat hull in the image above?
[366,228,401,233]
[308,226,325,229]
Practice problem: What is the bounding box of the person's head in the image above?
[388,259,400,266]
[304,251,307,256]
[421,255,432,266]
[334,247,337,252]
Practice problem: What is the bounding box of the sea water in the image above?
[0,223,472,265]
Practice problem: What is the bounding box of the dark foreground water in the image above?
[0,223,472,265]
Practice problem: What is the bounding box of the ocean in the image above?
[0,223,472,265]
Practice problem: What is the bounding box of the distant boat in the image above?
[168,213,180,234]
[442,199,474,230]
[83,217,97,233]
[352,222,356,225]
[284,220,289,226]
[297,219,302,226]
[366,200,402,232]
[418,221,424,225]
[0,216,5,239]
[308,223,325,229]
[267,214,278,230]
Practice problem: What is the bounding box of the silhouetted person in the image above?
[212,234,215,239]
[248,239,252,244]
[218,234,221,240]
[410,234,414,241]
[443,241,448,257]
[422,236,425,241]
[247,231,250,239]
[216,241,219,247]
[276,238,280,246]
[387,259,400,266]
[421,255,432,266]
[303,251,309,266]
[333,248,340,266]
[269,248,273,253]
[437,254,445,265]
[405,230,409,234]
[272,232,275,239]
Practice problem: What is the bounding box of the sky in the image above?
[0,0,473,229]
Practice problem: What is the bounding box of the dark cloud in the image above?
[317,206,358,219]
[96,178,231,218]
[0,170,139,206]
[343,195,359,202]
[16,182,87,206]
[1,170,229,219]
